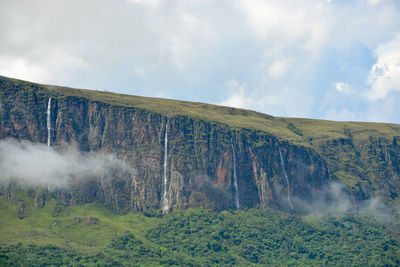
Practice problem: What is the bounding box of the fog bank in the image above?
[0,139,130,188]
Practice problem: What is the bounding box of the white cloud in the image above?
[236,0,333,54]
[369,0,384,5]
[218,80,253,109]
[334,82,353,94]
[365,92,400,123]
[0,139,130,188]
[0,55,50,84]
[168,12,215,69]
[0,48,89,85]
[218,79,314,118]
[268,58,292,79]
[126,0,161,7]
[366,33,400,101]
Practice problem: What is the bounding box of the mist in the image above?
[0,139,130,189]
[291,181,399,224]
[295,182,353,215]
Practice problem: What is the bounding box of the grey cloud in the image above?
[1,0,400,122]
[0,139,130,188]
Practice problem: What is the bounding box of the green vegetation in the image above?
[286,121,303,136]
[0,197,399,266]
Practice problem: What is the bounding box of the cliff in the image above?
[1,75,399,213]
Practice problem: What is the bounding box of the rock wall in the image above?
[1,78,398,213]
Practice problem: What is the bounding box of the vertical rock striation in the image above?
[0,77,399,213]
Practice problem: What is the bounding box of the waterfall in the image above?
[231,138,240,209]
[162,124,169,213]
[47,98,52,192]
[47,98,52,150]
[279,149,294,210]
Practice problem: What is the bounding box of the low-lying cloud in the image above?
[291,182,397,224]
[0,139,130,188]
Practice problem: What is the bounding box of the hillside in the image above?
[0,196,399,266]
[1,75,400,265]
[1,75,400,213]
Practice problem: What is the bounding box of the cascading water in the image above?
[162,124,169,213]
[231,138,240,209]
[279,149,294,210]
[47,98,52,192]
[47,98,52,150]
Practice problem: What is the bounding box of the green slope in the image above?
[0,196,399,266]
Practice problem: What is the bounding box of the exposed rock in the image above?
[0,76,399,213]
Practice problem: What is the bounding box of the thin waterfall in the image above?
[162,124,169,213]
[279,149,294,210]
[47,98,52,192]
[47,98,52,150]
[231,138,240,209]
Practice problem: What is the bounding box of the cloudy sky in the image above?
[1,0,400,123]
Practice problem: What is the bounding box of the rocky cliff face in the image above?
[315,136,400,205]
[0,77,399,213]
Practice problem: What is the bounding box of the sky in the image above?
[1,0,400,123]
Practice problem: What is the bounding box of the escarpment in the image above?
[1,76,399,213]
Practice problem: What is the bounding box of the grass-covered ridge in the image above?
[2,75,400,146]
[0,196,399,266]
